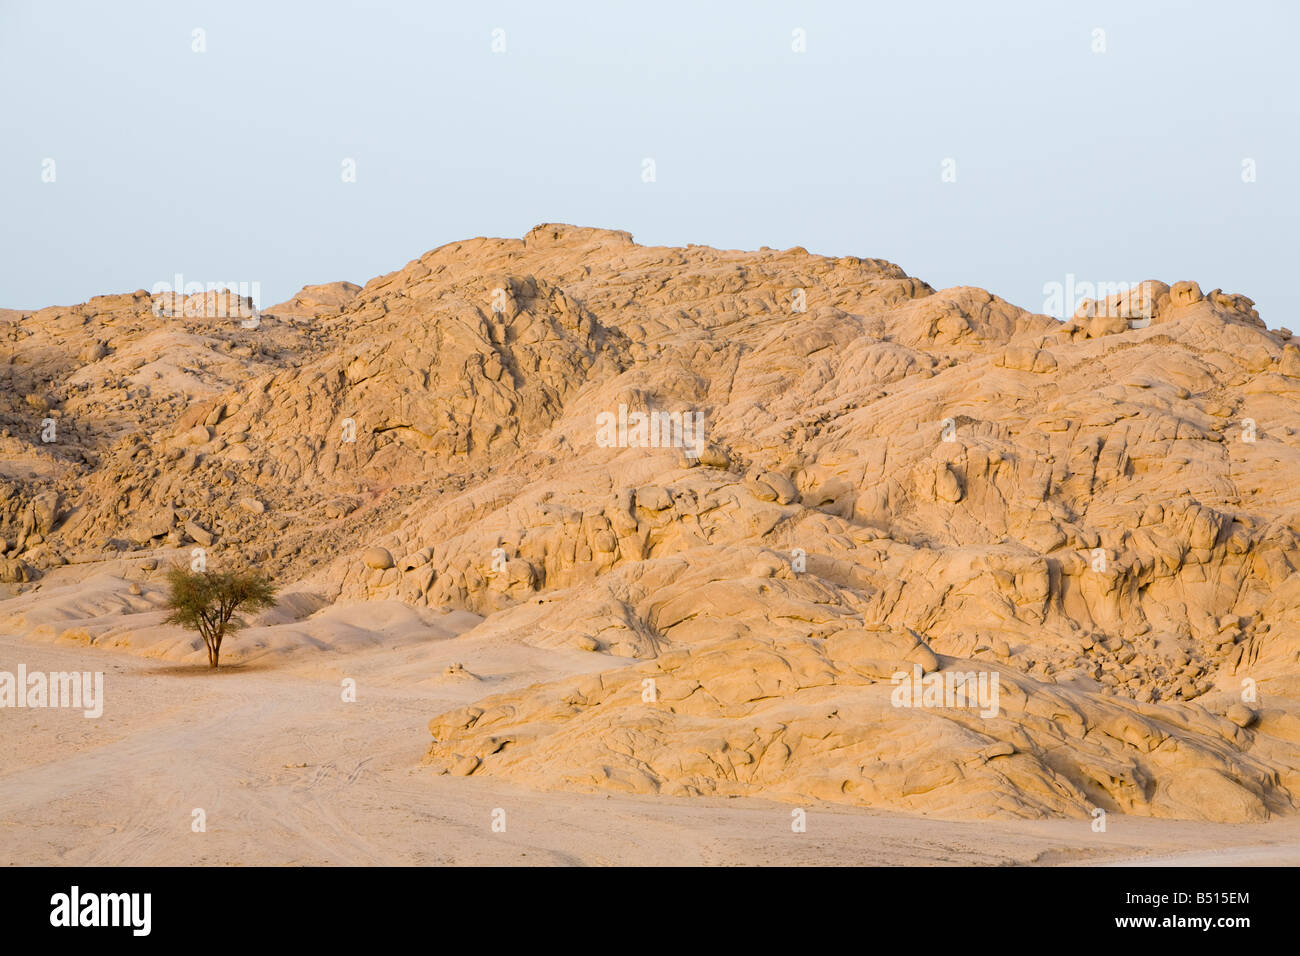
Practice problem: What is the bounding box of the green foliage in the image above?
[162,565,277,668]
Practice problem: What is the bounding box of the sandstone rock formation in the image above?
[3,223,1298,822]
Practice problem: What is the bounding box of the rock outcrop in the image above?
[3,223,1298,822]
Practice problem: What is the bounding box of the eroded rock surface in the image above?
[3,223,1298,821]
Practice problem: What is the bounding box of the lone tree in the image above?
[162,565,277,668]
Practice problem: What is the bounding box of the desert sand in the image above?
[3,224,1299,863]
[4,630,1299,866]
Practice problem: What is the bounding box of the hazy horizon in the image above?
[2,0,1297,324]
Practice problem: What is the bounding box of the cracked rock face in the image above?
[3,223,1299,821]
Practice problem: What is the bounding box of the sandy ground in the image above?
[2,630,1299,867]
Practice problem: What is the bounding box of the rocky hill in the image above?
[3,223,1299,822]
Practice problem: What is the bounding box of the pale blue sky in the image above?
[2,1,1296,325]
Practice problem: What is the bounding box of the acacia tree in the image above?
[162,565,277,668]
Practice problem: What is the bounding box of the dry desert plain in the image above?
[2,224,1300,865]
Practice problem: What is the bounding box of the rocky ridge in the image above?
[3,224,1299,822]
